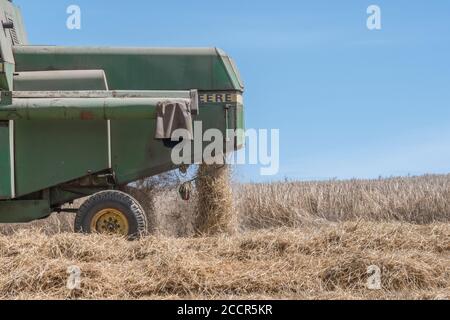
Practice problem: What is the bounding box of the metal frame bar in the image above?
[9,120,15,198]
[107,120,112,169]
[12,90,196,99]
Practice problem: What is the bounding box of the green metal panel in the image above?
[0,121,11,199]
[13,47,243,92]
[111,119,172,184]
[111,104,227,185]
[0,0,29,47]
[0,199,51,223]
[0,0,28,90]
[0,62,14,91]
[14,120,109,197]
[10,3,28,45]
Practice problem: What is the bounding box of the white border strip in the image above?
[9,120,15,199]
[105,76,112,169]
[107,120,112,169]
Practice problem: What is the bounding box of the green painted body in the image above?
[13,46,243,92]
[0,0,245,223]
[0,199,50,223]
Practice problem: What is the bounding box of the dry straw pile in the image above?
[0,174,449,300]
[195,164,236,235]
[0,222,447,299]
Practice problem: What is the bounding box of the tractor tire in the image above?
[119,185,157,234]
[75,190,148,239]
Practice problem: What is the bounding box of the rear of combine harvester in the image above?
[0,0,244,238]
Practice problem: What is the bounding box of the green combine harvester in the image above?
[0,0,244,237]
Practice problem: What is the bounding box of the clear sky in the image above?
[14,0,450,182]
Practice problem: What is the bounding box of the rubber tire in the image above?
[75,190,148,239]
[119,185,156,234]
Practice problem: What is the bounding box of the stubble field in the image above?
[0,174,448,300]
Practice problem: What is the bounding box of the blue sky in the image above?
[15,0,450,182]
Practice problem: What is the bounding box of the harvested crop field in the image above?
[0,174,449,300]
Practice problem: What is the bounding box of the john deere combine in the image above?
[0,0,244,237]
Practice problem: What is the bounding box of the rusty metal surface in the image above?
[12,89,196,99]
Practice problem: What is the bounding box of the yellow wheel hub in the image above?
[91,208,129,235]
